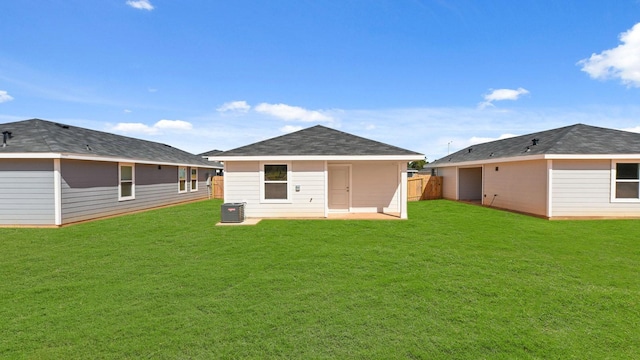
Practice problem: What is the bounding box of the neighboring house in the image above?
[0,119,223,226]
[207,125,424,219]
[429,123,640,219]
[198,149,224,176]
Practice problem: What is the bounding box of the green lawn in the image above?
[1,200,638,359]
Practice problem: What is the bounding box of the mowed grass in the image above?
[1,200,639,359]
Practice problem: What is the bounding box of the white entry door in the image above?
[329,165,350,211]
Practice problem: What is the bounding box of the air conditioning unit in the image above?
[221,203,245,223]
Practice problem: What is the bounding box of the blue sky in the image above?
[2,1,640,160]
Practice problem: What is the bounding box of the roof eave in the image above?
[430,153,640,167]
[0,152,223,168]
[209,154,425,162]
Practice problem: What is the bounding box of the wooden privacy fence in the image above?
[211,176,224,199]
[408,175,442,201]
[210,175,440,201]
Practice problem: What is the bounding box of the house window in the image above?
[191,168,198,192]
[262,163,290,201]
[614,162,640,200]
[178,166,187,193]
[119,163,135,201]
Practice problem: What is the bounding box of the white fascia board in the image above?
[209,154,425,162]
[544,154,640,160]
[431,153,640,168]
[0,152,60,159]
[0,152,222,169]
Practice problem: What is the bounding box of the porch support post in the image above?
[323,160,328,218]
[546,159,553,218]
[53,158,62,226]
[400,162,408,219]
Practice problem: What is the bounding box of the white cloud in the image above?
[217,100,251,114]
[123,109,132,113]
[112,122,158,134]
[255,103,334,122]
[148,88,158,92]
[0,90,14,103]
[280,125,304,133]
[621,126,640,133]
[126,0,154,10]
[578,23,640,87]
[112,119,192,135]
[479,88,529,109]
[155,119,193,131]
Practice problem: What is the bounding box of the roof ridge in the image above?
[542,123,581,153]
[32,119,56,153]
[217,124,423,157]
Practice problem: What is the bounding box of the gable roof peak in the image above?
[216,124,423,157]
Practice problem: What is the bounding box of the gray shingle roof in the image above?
[431,123,640,166]
[217,125,423,157]
[198,149,224,157]
[0,119,222,168]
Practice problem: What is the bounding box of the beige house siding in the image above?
[224,161,326,218]
[483,160,548,217]
[348,161,401,213]
[440,167,458,200]
[551,159,640,217]
[224,160,407,218]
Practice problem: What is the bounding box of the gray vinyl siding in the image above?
[60,160,209,224]
[0,159,55,225]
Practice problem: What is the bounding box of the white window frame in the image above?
[611,160,640,203]
[260,162,292,203]
[178,166,188,193]
[190,167,198,192]
[118,163,135,201]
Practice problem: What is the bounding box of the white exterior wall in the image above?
[483,160,548,216]
[551,159,640,218]
[349,161,401,213]
[224,161,326,218]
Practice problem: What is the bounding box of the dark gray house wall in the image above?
[0,159,55,225]
[60,160,210,224]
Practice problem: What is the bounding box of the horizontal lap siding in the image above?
[289,162,325,215]
[0,159,55,225]
[551,159,640,217]
[224,161,325,218]
[61,160,209,224]
[224,162,260,205]
[350,161,400,213]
